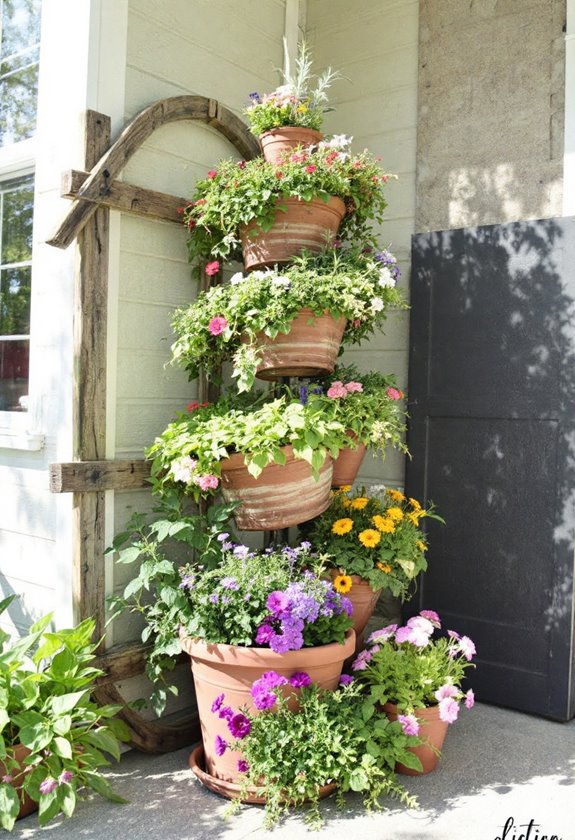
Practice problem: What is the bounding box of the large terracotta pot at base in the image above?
[383,703,449,775]
[240,196,346,270]
[331,437,367,487]
[259,127,323,165]
[0,744,38,821]
[245,309,346,380]
[220,444,333,530]
[189,743,337,803]
[180,630,356,785]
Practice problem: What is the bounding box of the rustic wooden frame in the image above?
[48,96,259,752]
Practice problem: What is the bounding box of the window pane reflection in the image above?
[0,338,29,411]
[0,0,42,146]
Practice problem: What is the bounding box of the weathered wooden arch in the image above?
[48,96,260,752]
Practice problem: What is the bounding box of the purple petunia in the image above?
[221,576,239,590]
[367,624,397,645]
[218,705,234,721]
[237,759,249,773]
[339,674,354,686]
[267,590,291,616]
[214,735,227,756]
[208,593,219,604]
[251,671,288,709]
[255,623,274,645]
[233,545,250,559]
[211,693,225,713]
[228,713,252,739]
[58,770,73,785]
[288,671,311,688]
[217,532,230,542]
[398,713,420,737]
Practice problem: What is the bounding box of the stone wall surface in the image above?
[416,0,566,231]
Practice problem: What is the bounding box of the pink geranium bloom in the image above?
[447,629,460,640]
[327,381,348,399]
[394,626,414,644]
[398,713,420,736]
[438,697,460,724]
[305,164,316,173]
[195,473,219,491]
[458,635,476,661]
[386,386,402,400]
[205,261,221,276]
[207,169,217,179]
[419,609,441,628]
[208,315,228,336]
[344,381,363,393]
[434,683,459,702]
[465,689,475,709]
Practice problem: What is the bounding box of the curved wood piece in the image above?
[48,95,260,249]
[94,682,200,754]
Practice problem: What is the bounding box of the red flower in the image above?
[187,401,200,412]
[205,261,220,276]
[194,198,206,205]
[187,219,196,230]
[238,160,246,169]
[207,169,217,179]
[275,170,284,179]
[305,164,316,174]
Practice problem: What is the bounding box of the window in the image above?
[0,0,42,146]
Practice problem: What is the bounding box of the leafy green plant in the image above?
[0,596,130,831]
[147,392,349,502]
[221,676,419,829]
[305,486,443,598]
[182,140,394,267]
[171,247,407,392]
[244,41,341,135]
[354,610,476,731]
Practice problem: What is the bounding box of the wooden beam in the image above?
[61,169,189,224]
[47,96,260,249]
[94,642,188,685]
[50,459,151,493]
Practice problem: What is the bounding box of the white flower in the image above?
[322,134,352,149]
[370,296,385,313]
[170,456,197,484]
[271,275,291,287]
[230,272,245,285]
[378,267,395,288]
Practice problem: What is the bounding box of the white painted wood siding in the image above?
[306,0,419,490]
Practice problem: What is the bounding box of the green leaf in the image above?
[361,701,375,722]
[398,750,423,772]
[349,768,369,792]
[57,784,77,818]
[83,729,122,762]
[53,736,73,759]
[116,545,143,565]
[18,720,52,751]
[53,714,72,736]
[0,784,19,831]
[83,772,128,803]
[51,690,89,716]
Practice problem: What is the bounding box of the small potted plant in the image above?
[305,487,443,643]
[353,610,477,774]
[194,673,419,828]
[243,41,342,163]
[170,246,406,391]
[308,361,408,486]
[110,531,355,787]
[182,138,394,271]
[0,596,130,831]
[146,393,349,530]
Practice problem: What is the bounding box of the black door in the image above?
[406,218,575,721]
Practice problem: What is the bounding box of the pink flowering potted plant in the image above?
[352,609,477,774]
[0,597,130,831]
[170,245,406,392]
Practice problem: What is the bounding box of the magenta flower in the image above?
[398,713,420,736]
[218,705,234,721]
[214,735,227,756]
[252,689,277,710]
[465,689,475,709]
[228,713,251,739]
[211,693,225,713]
[255,623,274,644]
[194,473,219,491]
[438,697,460,724]
[289,672,311,688]
[339,674,354,686]
[58,770,73,785]
[205,260,221,275]
[208,314,227,334]
[458,635,476,661]
[39,777,58,795]
[266,590,291,616]
[237,759,249,773]
[419,609,441,628]
[434,683,459,702]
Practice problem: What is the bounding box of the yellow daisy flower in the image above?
[386,506,404,522]
[332,518,354,536]
[371,514,387,531]
[377,562,392,573]
[359,529,381,548]
[333,574,353,594]
[374,517,395,533]
[407,512,421,526]
[409,497,422,511]
[338,485,352,493]
[417,540,427,552]
[386,489,405,502]
[350,497,369,510]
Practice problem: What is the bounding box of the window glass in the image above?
[0,0,42,145]
[0,175,33,411]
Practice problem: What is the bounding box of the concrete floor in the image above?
[10,702,575,840]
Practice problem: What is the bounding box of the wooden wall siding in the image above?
[306,0,419,490]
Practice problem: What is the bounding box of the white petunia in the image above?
[170,456,198,484]
[230,272,245,285]
[378,267,395,288]
[370,296,385,312]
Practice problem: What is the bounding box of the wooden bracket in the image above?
[50,459,151,493]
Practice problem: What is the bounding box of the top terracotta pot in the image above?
[259,126,323,165]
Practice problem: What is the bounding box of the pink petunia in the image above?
[367,624,397,645]
[195,473,219,491]
[438,697,460,724]
[205,261,221,276]
[465,689,475,709]
[351,649,373,671]
[458,635,476,661]
[419,609,441,628]
[398,713,420,737]
[434,683,459,702]
[208,315,228,336]
[344,381,364,393]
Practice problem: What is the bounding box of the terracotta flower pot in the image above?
[244,308,346,381]
[180,629,356,785]
[383,702,449,775]
[0,744,38,821]
[330,572,381,643]
[259,127,323,165]
[220,444,333,530]
[331,434,367,487]
[189,743,337,803]
[240,196,346,271]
